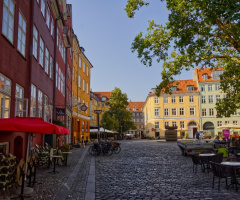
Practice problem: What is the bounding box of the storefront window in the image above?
[0,74,11,118]
[30,84,36,117]
[15,84,24,117]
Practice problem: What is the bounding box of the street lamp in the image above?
[103,122,106,140]
[94,110,102,143]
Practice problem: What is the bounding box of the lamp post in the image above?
[103,122,106,140]
[94,110,102,143]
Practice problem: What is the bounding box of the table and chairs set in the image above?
[191,151,240,191]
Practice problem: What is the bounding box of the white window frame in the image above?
[33,25,38,58]
[78,75,81,88]
[179,108,184,116]
[217,121,222,127]
[201,85,205,92]
[17,12,26,56]
[189,107,195,116]
[30,84,36,117]
[209,108,214,116]
[171,96,176,103]
[46,5,50,28]
[216,95,220,103]
[201,96,206,103]
[83,62,85,73]
[208,84,212,91]
[79,57,81,68]
[164,121,169,127]
[179,96,184,103]
[189,96,194,103]
[0,74,11,118]
[202,108,206,116]
[164,97,168,104]
[154,97,159,104]
[41,0,45,18]
[83,79,85,91]
[172,121,177,127]
[180,121,184,128]
[154,107,160,117]
[171,108,177,116]
[209,95,213,103]
[233,121,238,125]
[45,48,49,74]
[215,84,220,91]
[38,90,43,117]
[2,0,15,43]
[50,56,53,79]
[164,108,169,116]
[155,122,159,129]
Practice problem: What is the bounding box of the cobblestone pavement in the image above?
[95,140,240,200]
[2,140,240,200]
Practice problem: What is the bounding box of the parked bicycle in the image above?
[88,140,121,156]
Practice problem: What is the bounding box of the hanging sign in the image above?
[81,105,88,111]
[56,108,65,116]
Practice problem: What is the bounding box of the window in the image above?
[154,107,159,117]
[208,95,213,103]
[15,84,24,117]
[180,121,184,128]
[202,74,208,80]
[208,84,212,91]
[78,75,81,88]
[201,85,205,92]
[46,6,50,28]
[233,121,238,125]
[187,85,194,91]
[171,86,177,92]
[179,96,184,103]
[87,83,89,94]
[0,74,11,118]
[154,97,159,104]
[172,121,177,127]
[215,84,220,91]
[30,84,36,117]
[41,0,45,17]
[225,121,229,125]
[201,96,206,103]
[164,108,169,116]
[38,90,43,117]
[179,108,184,116]
[44,95,48,122]
[164,97,168,104]
[189,96,194,103]
[216,95,220,103]
[217,121,222,127]
[50,56,53,79]
[165,121,169,127]
[209,108,214,116]
[136,113,139,116]
[171,96,176,103]
[33,25,38,58]
[171,108,177,116]
[83,62,85,72]
[45,48,49,74]
[132,113,135,117]
[2,0,15,43]
[79,57,81,68]
[17,13,26,56]
[83,79,85,91]
[202,108,206,116]
[39,37,44,67]
[189,107,195,116]
[212,70,224,80]
[155,122,159,129]
[51,17,54,37]
[87,67,89,76]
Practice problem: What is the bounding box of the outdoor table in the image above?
[199,153,216,173]
[221,162,240,190]
[49,155,62,174]
[62,152,72,166]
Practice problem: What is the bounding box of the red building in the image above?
[0,0,72,159]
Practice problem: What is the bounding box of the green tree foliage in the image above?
[125,0,240,117]
[101,87,136,132]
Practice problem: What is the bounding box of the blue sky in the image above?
[69,0,192,102]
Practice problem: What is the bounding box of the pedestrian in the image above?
[214,136,220,143]
[195,132,200,140]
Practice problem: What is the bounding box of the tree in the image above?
[125,0,240,117]
[101,87,136,133]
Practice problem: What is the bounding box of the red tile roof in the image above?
[196,67,223,82]
[92,92,111,101]
[127,102,145,112]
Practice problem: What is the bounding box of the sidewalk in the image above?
[2,146,91,200]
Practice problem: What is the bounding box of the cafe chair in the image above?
[191,155,202,174]
[226,157,240,162]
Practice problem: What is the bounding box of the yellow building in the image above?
[90,92,111,127]
[143,80,200,138]
[72,34,93,143]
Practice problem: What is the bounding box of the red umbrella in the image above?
[0,117,69,134]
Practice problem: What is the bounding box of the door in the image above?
[14,136,23,160]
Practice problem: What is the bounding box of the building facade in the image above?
[71,34,93,144]
[194,68,240,137]
[126,102,145,138]
[143,80,200,139]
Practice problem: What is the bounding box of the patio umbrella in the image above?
[0,117,69,175]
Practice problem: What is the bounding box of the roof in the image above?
[196,68,223,82]
[92,92,111,101]
[127,102,144,112]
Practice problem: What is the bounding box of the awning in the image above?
[90,128,115,133]
[217,124,240,130]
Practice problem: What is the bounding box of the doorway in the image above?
[14,136,23,160]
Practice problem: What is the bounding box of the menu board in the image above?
[223,129,230,139]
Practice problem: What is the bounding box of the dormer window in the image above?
[102,96,106,101]
[212,70,224,80]
[202,74,208,80]
[133,108,137,111]
[187,85,194,91]
[170,86,177,92]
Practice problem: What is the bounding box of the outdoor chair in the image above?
[221,165,238,191]
[211,153,223,163]
[201,150,213,154]
[191,155,202,173]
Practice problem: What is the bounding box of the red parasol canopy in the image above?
[0,117,69,134]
